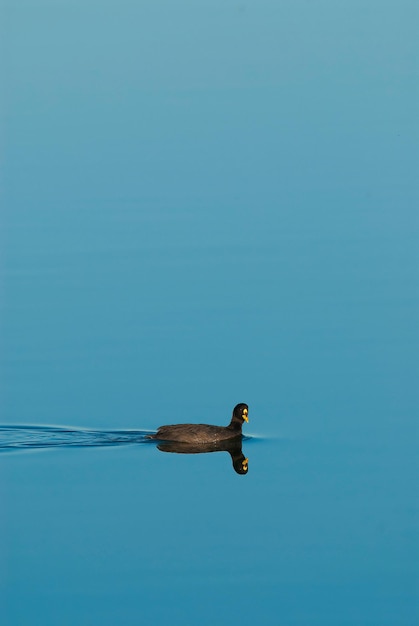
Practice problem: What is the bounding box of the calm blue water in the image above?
[1,1,418,624]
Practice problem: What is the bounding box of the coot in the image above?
[149,403,248,444]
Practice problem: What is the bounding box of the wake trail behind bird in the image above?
[0,425,154,453]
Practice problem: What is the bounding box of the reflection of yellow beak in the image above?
[242,458,249,471]
[243,411,249,423]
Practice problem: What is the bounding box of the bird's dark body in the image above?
[149,403,249,444]
[152,423,241,444]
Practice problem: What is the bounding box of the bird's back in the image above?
[152,423,238,444]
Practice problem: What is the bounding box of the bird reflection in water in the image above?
[156,439,249,475]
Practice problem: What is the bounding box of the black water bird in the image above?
[149,403,249,444]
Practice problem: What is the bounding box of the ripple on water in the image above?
[0,425,154,452]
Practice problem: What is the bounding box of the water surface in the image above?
[1,1,418,624]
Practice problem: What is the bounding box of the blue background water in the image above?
[1,1,418,624]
